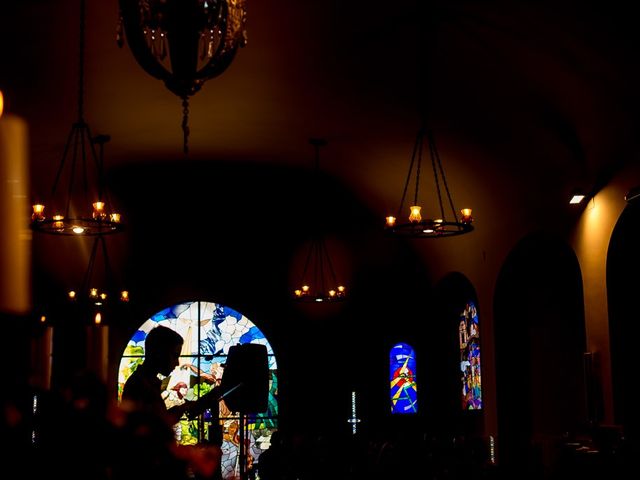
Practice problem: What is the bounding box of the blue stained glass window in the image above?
[390,342,418,414]
[459,301,482,410]
[117,301,278,479]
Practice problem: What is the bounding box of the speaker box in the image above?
[221,343,269,414]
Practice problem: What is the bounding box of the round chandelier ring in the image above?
[31,218,124,236]
[385,220,474,238]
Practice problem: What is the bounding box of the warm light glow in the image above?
[338,285,345,293]
[40,315,46,323]
[409,205,422,223]
[461,208,473,223]
[94,312,102,325]
[52,215,64,230]
[110,212,121,223]
[32,204,45,221]
[68,290,76,300]
[89,288,98,298]
[329,289,336,297]
[92,201,106,220]
[120,291,129,302]
[0,90,3,117]
[570,194,585,204]
[385,215,396,227]
[99,293,107,300]
[294,289,302,297]
[302,285,310,293]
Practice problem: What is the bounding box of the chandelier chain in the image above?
[77,0,86,122]
[182,96,190,154]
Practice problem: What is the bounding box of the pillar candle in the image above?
[86,324,109,383]
[30,325,53,390]
[0,111,31,314]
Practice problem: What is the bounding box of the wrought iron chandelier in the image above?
[67,234,130,307]
[293,139,346,303]
[117,0,248,153]
[31,0,123,236]
[384,126,474,238]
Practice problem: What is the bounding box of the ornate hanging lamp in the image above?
[384,1,474,238]
[67,234,130,307]
[384,126,474,238]
[116,0,248,153]
[31,0,123,236]
[65,136,130,307]
[293,139,346,302]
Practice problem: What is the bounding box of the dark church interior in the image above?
[2,1,640,478]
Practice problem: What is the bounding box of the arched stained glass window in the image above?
[390,342,418,414]
[117,301,278,480]
[459,301,482,410]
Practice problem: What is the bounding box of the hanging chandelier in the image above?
[293,139,346,303]
[31,0,123,236]
[117,0,248,153]
[67,234,130,307]
[385,126,474,238]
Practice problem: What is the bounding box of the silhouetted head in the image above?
[144,326,184,376]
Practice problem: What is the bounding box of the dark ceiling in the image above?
[2,0,640,320]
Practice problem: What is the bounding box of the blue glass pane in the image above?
[390,342,418,414]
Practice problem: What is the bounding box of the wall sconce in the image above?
[569,189,586,204]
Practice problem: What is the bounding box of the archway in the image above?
[494,232,586,475]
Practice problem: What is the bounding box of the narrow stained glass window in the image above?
[459,301,482,410]
[390,342,418,414]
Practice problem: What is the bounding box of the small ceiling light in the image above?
[624,186,640,204]
[30,1,123,236]
[569,189,586,204]
[385,127,474,238]
[293,139,347,303]
[117,0,248,154]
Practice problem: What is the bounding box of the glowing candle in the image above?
[92,201,106,220]
[0,104,31,314]
[87,318,109,383]
[32,203,45,221]
[409,205,422,223]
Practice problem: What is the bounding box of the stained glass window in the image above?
[117,301,278,479]
[390,342,418,414]
[459,301,482,410]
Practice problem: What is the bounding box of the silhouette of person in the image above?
[117,325,227,480]
[121,325,223,426]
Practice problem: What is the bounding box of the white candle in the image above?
[30,325,53,390]
[87,323,109,383]
[0,111,31,314]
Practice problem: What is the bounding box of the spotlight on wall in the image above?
[625,186,640,204]
[569,189,586,205]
